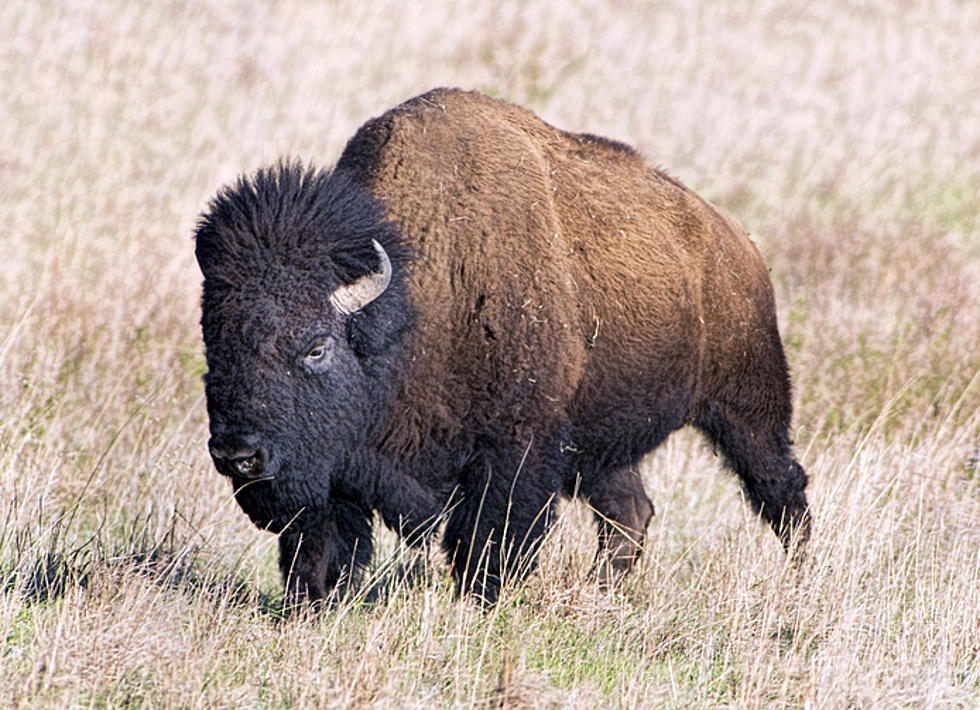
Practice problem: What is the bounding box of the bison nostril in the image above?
[208,436,272,480]
[227,449,272,480]
[235,455,259,476]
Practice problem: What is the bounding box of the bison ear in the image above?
[345,308,405,358]
[344,288,413,358]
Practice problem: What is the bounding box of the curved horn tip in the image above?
[371,239,392,279]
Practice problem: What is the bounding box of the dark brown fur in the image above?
[197,88,810,604]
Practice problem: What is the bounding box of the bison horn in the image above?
[329,239,393,315]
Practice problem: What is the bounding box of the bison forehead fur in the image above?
[195,87,810,605]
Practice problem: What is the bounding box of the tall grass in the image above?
[2,0,978,706]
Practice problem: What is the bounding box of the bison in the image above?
[195,88,810,605]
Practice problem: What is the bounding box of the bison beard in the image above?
[195,88,811,605]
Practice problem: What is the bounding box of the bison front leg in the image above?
[278,499,373,606]
[442,458,559,605]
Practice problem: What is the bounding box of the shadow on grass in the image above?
[0,504,436,621]
[0,505,284,615]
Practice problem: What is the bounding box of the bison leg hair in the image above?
[585,465,655,585]
[441,452,560,604]
[278,499,374,606]
[696,404,811,556]
[373,466,446,548]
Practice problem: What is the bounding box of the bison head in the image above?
[194,162,409,531]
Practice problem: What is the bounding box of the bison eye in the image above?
[302,336,335,371]
[307,345,327,361]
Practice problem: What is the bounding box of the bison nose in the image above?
[208,435,272,480]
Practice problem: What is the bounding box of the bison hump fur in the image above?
[195,87,811,605]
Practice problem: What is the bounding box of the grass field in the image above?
[2,1,979,707]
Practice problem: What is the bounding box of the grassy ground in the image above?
[2,1,979,707]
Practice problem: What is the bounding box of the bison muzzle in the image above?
[195,88,811,605]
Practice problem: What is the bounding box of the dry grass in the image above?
[2,0,979,707]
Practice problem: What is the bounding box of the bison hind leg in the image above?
[585,465,655,586]
[696,403,811,557]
